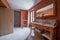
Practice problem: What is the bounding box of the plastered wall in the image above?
[0,7,14,36]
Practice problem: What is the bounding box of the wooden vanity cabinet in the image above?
[30,23,56,40]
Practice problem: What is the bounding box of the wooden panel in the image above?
[56,0,60,40]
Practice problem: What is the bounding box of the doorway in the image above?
[14,11,20,27]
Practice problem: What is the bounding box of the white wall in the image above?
[27,11,30,27]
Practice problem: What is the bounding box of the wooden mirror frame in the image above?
[35,0,56,19]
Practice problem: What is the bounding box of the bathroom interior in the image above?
[0,0,60,40]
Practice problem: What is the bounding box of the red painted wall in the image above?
[20,10,28,27]
[29,0,54,20]
[29,0,54,11]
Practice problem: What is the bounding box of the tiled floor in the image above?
[27,35,44,40]
[0,27,45,40]
[32,35,44,40]
[27,30,44,40]
[0,27,31,40]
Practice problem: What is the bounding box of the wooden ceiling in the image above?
[0,0,10,8]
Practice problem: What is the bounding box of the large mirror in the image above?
[36,3,55,17]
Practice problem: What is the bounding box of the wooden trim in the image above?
[1,0,10,8]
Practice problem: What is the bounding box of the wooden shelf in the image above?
[42,31,50,39]
[42,34,50,39]
[35,28,41,33]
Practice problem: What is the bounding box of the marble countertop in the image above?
[31,22,56,28]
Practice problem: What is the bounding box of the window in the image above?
[31,11,34,22]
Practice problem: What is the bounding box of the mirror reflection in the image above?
[36,3,54,17]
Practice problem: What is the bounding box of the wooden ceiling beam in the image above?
[0,0,10,8]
